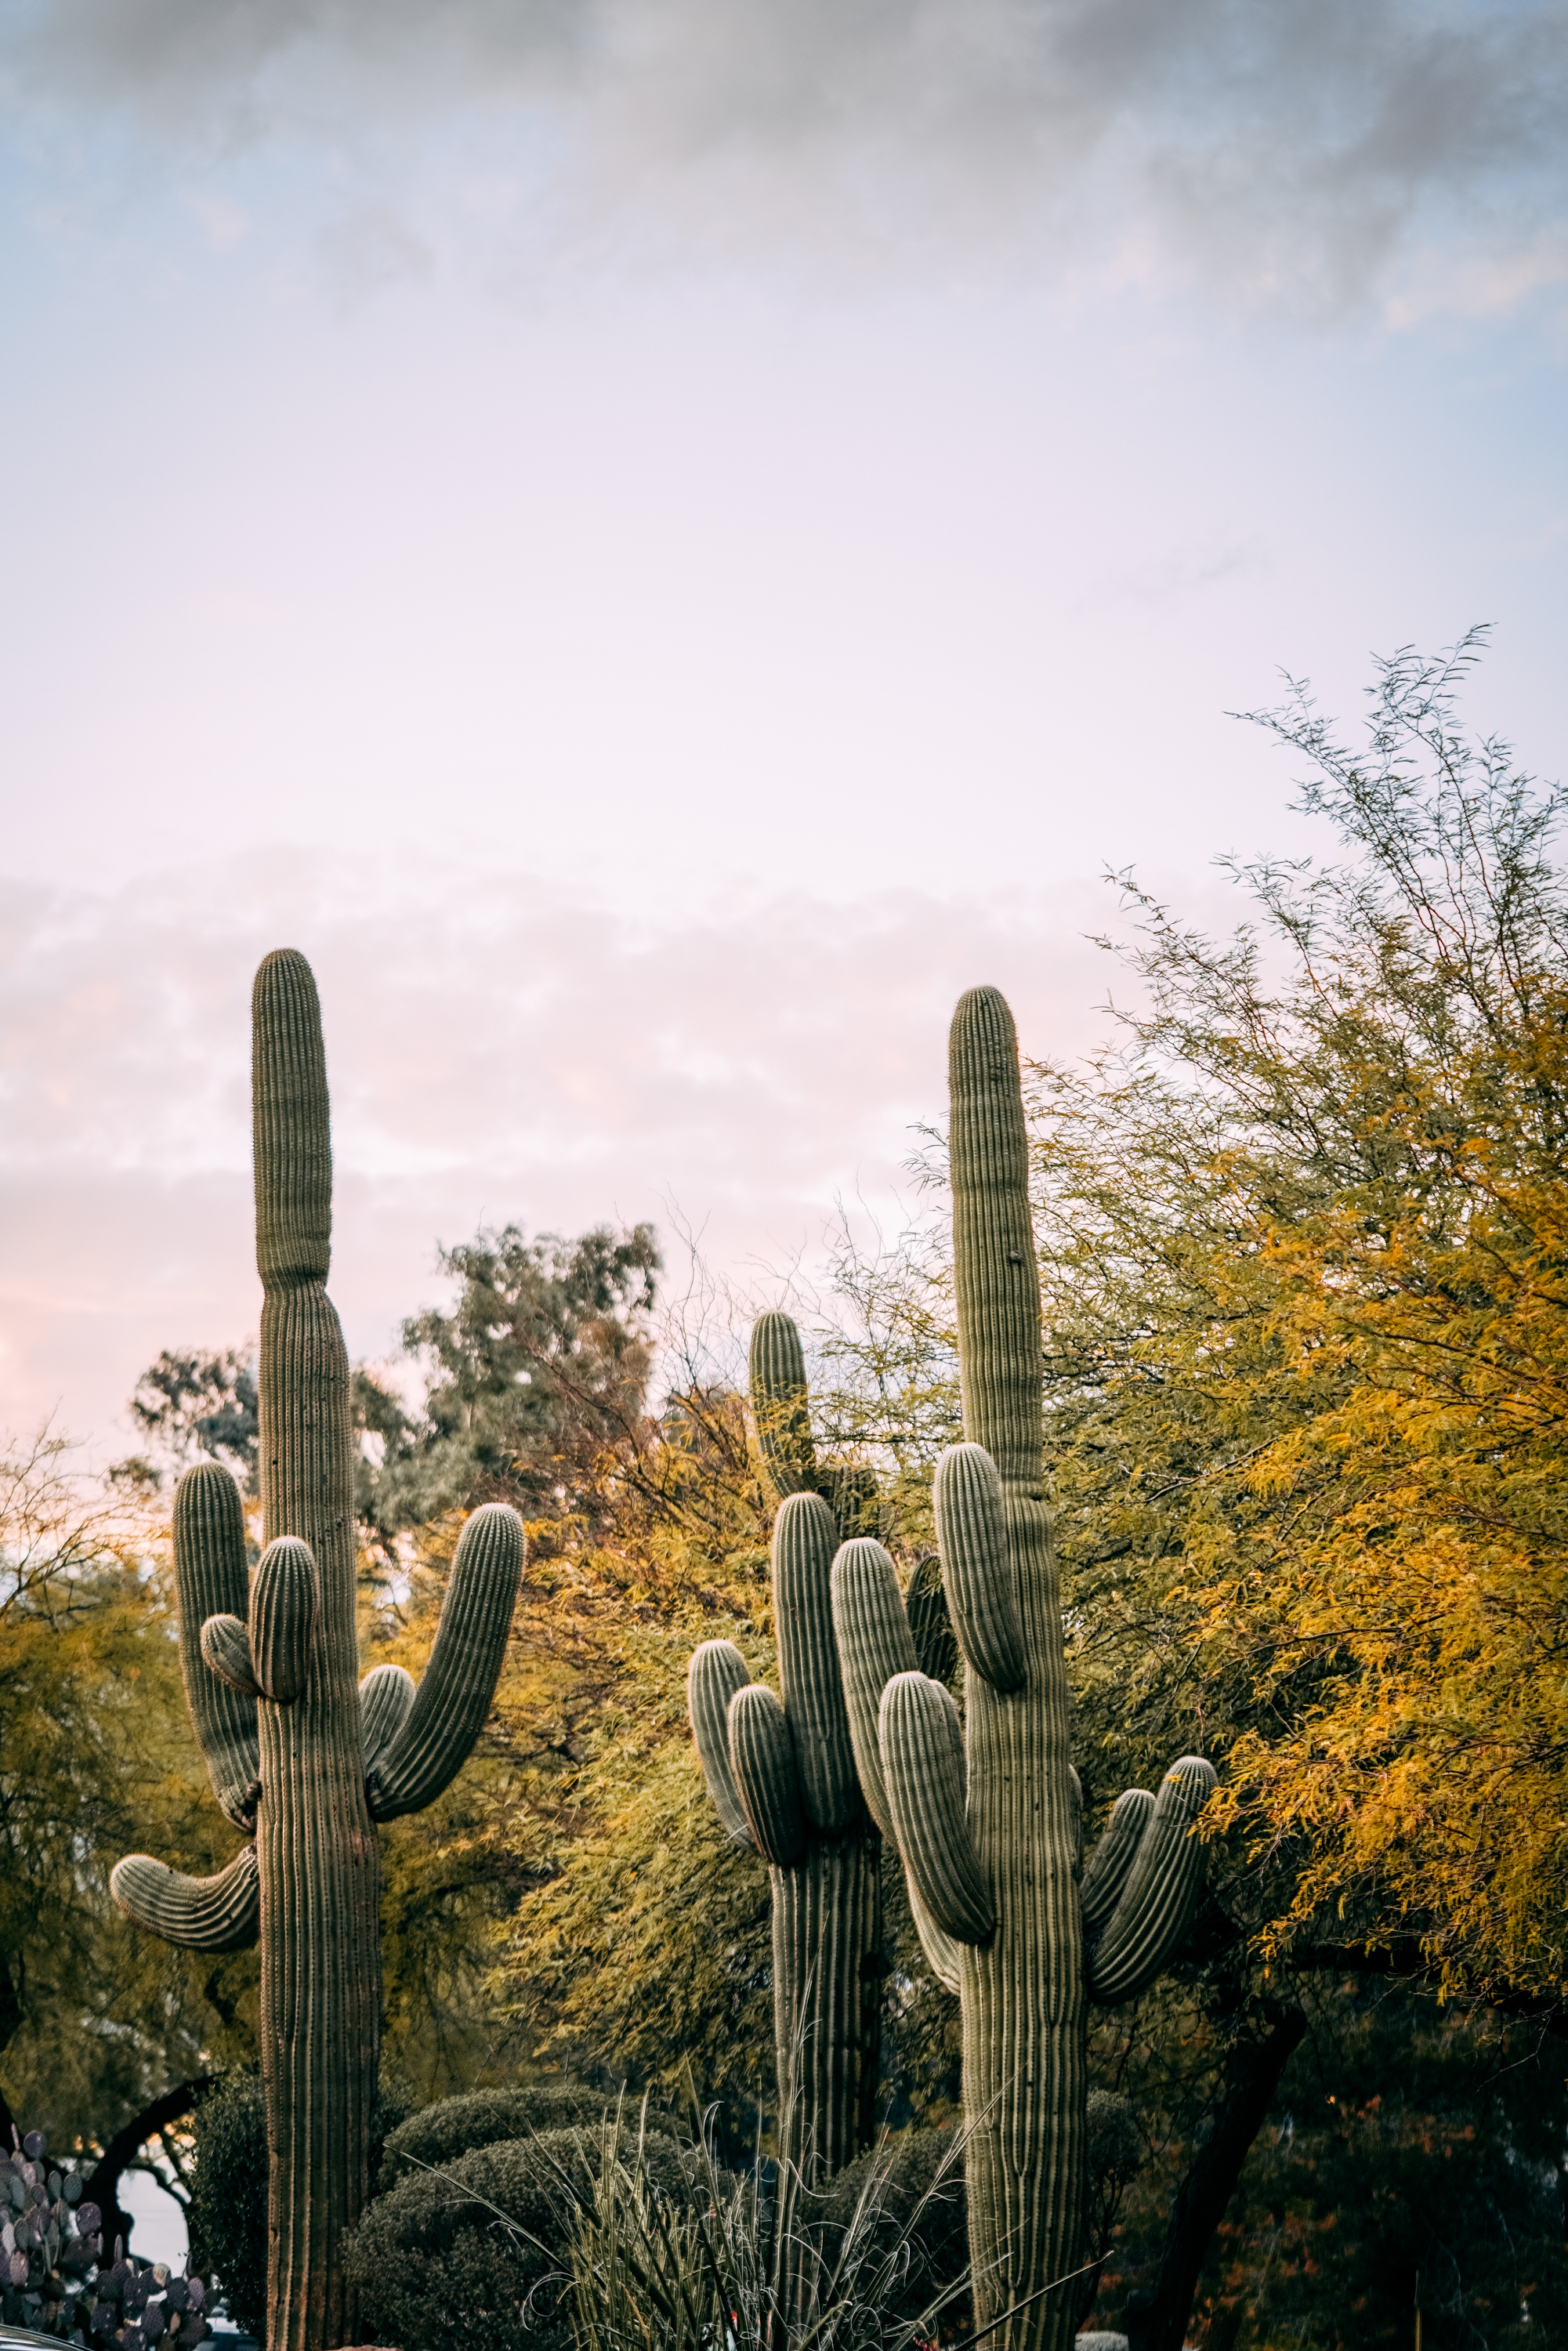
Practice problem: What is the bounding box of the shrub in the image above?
[346,2125,693,2351]
[374,2085,607,2193]
[188,2070,414,2338]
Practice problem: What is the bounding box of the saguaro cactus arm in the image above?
[750,1311,817,1498]
[171,1461,261,1830]
[201,1614,262,1700]
[831,1535,969,1994]
[687,1640,754,1846]
[728,1684,809,1865]
[1085,1759,1218,2005]
[358,1665,416,1774]
[931,1442,1027,1692]
[110,1846,260,1952]
[249,1537,320,1704]
[878,1671,994,1943]
[366,1504,524,1823]
[1079,1788,1156,1937]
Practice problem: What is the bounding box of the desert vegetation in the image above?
[5,639,1568,2349]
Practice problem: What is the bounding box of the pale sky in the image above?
[2,0,1565,1454]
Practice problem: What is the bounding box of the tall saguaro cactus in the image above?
[831,987,1215,2351]
[112,950,523,2351]
[686,1317,882,2184]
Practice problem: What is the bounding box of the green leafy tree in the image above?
[357,1224,661,1544]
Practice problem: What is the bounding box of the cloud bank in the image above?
[0,851,1128,1457]
[6,0,1568,311]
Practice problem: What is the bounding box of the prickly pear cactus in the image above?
[686,1316,882,2185]
[0,2127,208,2346]
[111,950,523,2351]
[831,987,1215,2351]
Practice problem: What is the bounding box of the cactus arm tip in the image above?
[748,1310,818,1500]
[200,1613,262,1699]
[1086,1756,1218,2005]
[830,1535,918,1843]
[359,1663,417,1775]
[368,1502,523,1823]
[727,1683,809,1867]
[248,1536,320,1704]
[879,1671,994,1945]
[688,1640,755,1846]
[772,1491,861,1836]
[1080,1787,1156,1938]
[932,1444,1027,1694]
[172,1459,261,1820]
[110,1845,261,1954]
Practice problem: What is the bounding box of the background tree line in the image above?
[3,633,1565,2346]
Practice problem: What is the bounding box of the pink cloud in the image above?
[1,849,1134,1455]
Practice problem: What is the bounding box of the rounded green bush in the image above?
[375,2085,608,2193]
[346,2125,693,2351]
[189,2069,414,2337]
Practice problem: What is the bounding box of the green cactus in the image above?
[831,987,1215,2351]
[686,1317,882,2186]
[111,950,523,2351]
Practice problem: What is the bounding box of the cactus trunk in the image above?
[831,995,1215,2349]
[254,950,382,2351]
[689,1469,883,2190]
[113,949,523,2351]
[949,987,1085,2351]
[770,1834,882,2179]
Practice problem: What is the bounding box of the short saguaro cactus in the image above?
[111,951,523,2351]
[686,1317,883,2186]
[831,987,1216,2351]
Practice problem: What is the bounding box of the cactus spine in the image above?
[112,951,523,2351]
[686,1317,882,2184]
[831,987,1215,2351]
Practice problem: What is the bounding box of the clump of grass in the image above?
[564,2092,972,2351]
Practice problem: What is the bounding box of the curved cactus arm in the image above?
[750,1310,818,1499]
[932,1443,1028,1694]
[688,1642,755,1846]
[1085,1758,1217,2005]
[773,1494,860,1835]
[201,1614,261,1699]
[248,1537,320,1704]
[171,1462,260,1832]
[907,1879,966,1994]
[359,1665,415,1774]
[879,1672,994,1944]
[1080,1788,1156,1938]
[110,1845,260,1953]
[728,1684,809,1867]
[830,1536,918,1842]
[368,1503,524,1823]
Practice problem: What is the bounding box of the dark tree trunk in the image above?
[80,2078,210,2259]
[1124,2012,1305,2351]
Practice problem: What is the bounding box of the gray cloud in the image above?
[6,0,1568,311]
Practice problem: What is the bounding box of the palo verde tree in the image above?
[111,950,523,2351]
